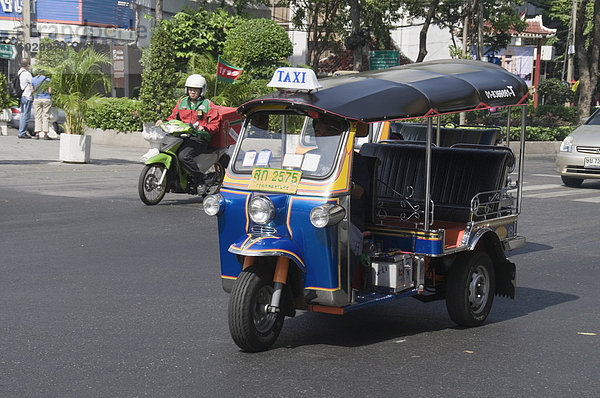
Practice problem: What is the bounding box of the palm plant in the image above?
[41,47,111,135]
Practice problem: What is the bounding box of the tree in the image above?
[138,23,178,122]
[573,0,599,120]
[155,0,163,24]
[161,8,241,71]
[40,47,111,135]
[35,38,68,69]
[417,0,526,61]
[282,0,346,71]
[222,18,293,79]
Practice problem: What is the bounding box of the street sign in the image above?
[0,44,16,60]
[369,50,400,70]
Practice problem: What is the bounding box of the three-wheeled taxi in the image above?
[203,60,529,352]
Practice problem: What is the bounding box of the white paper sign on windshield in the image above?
[242,150,257,167]
[301,153,320,172]
[282,153,303,168]
[256,150,272,166]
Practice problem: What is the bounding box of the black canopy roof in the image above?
[238,60,529,122]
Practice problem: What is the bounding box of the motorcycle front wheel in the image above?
[138,164,168,205]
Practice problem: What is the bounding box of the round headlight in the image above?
[248,195,275,225]
[310,205,330,228]
[203,194,223,216]
[560,136,573,152]
[310,204,346,228]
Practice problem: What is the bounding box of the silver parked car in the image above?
[9,105,65,136]
[556,107,600,187]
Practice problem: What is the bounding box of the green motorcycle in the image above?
[138,120,230,205]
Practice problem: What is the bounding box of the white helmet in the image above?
[185,74,207,96]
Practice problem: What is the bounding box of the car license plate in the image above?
[248,168,302,194]
[584,157,600,169]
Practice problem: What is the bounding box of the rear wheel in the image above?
[446,251,495,327]
[561,176,583,187]
[228,267,284,352]
[138,164,168,205]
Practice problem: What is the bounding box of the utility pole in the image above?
[566,0,577,85]
[22,0,31,59]
[461,0,471,125]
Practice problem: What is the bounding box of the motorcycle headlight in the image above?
[203,194,224,216]
[248,195,275,225]
[310,204,346,228]
[560,136,573,152]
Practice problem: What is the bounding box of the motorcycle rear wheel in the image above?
[139,164,168,205]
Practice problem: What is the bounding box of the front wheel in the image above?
[445,251,495,327]
[561,176,583,187]
[138,164,168,205]
[228,267,284,352]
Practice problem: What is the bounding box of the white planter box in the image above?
[59,134,91,163]
[0,108,11,122]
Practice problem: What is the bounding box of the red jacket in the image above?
[167,97,222,139]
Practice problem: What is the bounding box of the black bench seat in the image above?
[359,142,513,224]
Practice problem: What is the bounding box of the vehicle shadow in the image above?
[88,158,143,166]
[0,159,141,166]
[510,241,553,255]
[273,286,578,349]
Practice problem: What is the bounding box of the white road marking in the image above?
[531,174,561,178]
[525,190,584,199]
[521,184,561,191]
[573,196,600,203]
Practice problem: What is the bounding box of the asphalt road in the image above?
[1,136,598,397]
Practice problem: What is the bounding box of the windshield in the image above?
[232,112,347,178]
[586,109,600,125]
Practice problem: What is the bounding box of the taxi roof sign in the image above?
[267,67,322,92]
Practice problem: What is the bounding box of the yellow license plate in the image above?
[248,168,302,194]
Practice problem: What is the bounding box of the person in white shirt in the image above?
[17,58,34,139]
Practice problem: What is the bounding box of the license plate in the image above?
[584,157,600,169]
[248,168,302,194]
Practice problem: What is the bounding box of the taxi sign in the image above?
[267,67,322,92]
[248,167,302,194]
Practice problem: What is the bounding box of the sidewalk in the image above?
[1,127,148,164]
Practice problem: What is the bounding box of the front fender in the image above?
[229,234,306,272]
[145,152,173,168]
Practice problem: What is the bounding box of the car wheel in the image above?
[561,176,583,187]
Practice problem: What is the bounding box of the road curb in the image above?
[84,128,149,149]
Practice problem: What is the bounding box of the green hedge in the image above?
[510,125,573,142]
[85,97,143,132]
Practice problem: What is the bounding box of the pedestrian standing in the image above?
[31,70,52,140]
[17,58,34,139]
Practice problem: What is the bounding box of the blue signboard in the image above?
[0,0,133,28]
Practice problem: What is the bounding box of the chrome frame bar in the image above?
[424,118,433,230]
[517,105,527,214]
[436,116,441,146]
[505,107,511,146]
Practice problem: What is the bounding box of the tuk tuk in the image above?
[203,60,529,352]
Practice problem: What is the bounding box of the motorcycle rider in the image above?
[156,74,222,192]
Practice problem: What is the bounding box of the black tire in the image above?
[445,251,495,327]
[228,268,284,352]
[138,164,168,205]
[561,176,583,187]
